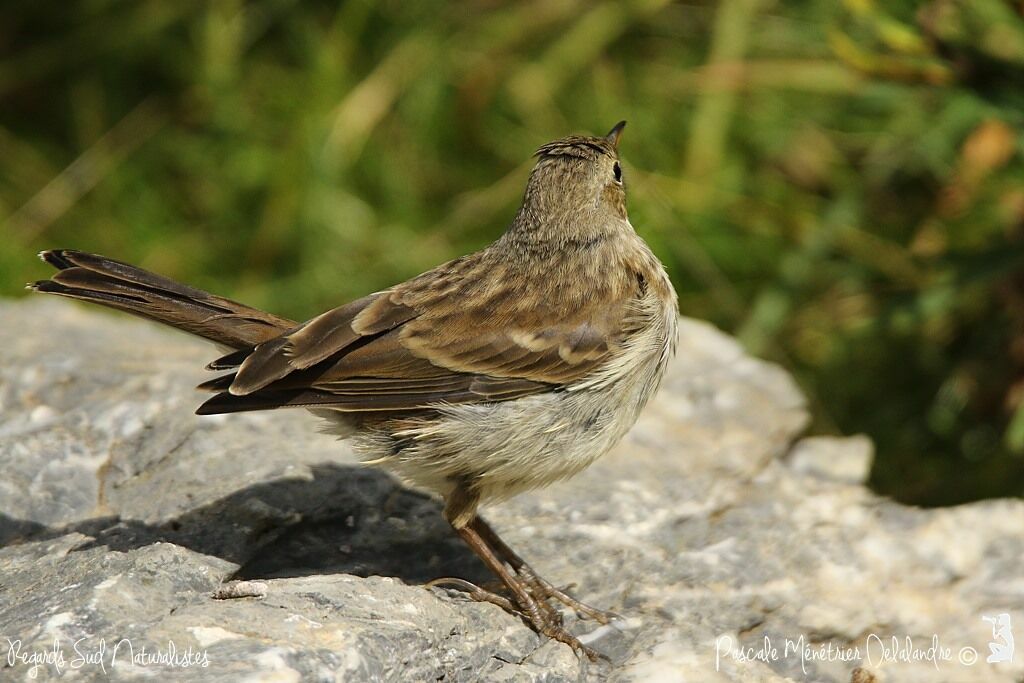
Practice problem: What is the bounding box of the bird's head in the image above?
[516,122,629,238]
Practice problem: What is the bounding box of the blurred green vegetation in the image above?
[2,0,1022,505]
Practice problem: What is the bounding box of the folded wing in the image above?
[197,256,639,415]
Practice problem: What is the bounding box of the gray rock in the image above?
[0,298,1021,682]
[786,434,874,485]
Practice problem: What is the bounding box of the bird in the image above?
[29,121,678,659]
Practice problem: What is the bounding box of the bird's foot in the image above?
[426,577,518,612]
[426,575,607,661]
[517,569,620,625]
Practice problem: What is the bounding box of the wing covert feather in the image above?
[201,253,642,414]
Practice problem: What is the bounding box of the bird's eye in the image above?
[613,162,622,183]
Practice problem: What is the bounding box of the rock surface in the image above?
[0,297,1021,682]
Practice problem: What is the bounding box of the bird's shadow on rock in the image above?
[0,463,491,586]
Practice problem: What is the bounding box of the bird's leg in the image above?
[450,517,602,660]
[471,517,620,625]
[439,484,602,660]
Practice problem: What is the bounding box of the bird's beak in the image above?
[605,121,626,149]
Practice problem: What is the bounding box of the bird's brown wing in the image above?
[196,258,640,415]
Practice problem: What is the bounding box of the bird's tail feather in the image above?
[29,249,295,350]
